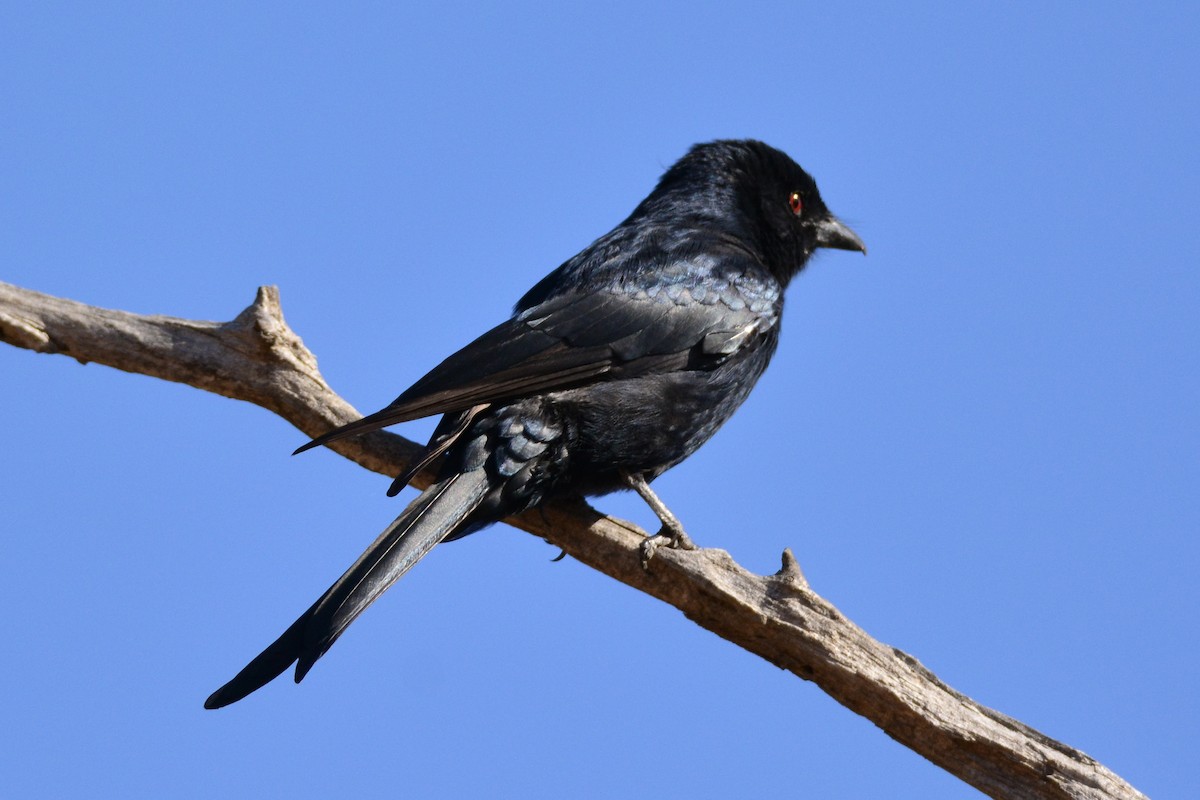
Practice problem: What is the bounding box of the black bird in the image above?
[205,139,865,709]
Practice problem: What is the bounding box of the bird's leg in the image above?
[620,470,696,568]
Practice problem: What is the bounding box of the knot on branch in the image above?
[224,286,320,374]
[773,547,809,592]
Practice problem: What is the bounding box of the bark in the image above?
[0,280,1147,800]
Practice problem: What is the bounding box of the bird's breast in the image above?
[546,339,777,495]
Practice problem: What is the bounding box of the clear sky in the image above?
[3,3,1196,798]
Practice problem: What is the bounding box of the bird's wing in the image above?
[295,263,779,454]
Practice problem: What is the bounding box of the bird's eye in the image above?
[788,191,803,216]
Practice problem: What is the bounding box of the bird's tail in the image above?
[204,470,491,709]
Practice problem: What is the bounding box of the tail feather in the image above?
[204,470,490,709]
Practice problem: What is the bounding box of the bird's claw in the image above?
[640,524,696,570]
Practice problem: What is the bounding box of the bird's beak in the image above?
[814,215,867,255]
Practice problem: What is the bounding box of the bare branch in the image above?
[0,280,1147,800]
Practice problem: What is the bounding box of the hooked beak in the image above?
[814,215,867,255]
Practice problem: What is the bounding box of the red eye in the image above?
[788,191,803,216]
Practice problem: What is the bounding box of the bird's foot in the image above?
[619,469,697,569]
[639,520,696,570]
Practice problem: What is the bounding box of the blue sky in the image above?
[2,3,1196,797]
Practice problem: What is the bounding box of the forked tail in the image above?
[204,470,490,709]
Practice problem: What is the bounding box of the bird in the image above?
[204,139,865,709]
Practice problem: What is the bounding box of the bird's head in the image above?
[649,140,866,284]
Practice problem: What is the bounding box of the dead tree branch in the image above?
[0,280,1147,800]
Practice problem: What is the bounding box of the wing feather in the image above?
[296,256,778,454]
